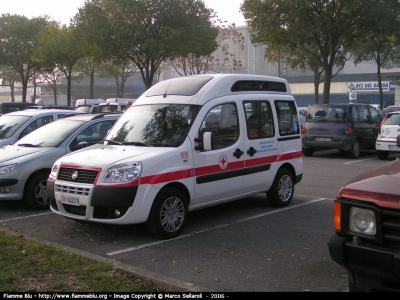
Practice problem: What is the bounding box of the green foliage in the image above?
[0,230,156,292]
[0,14,49,102]
[74,0,218,89]
[241,0,377,104]
[34,23,87,105]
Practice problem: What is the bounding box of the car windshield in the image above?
[16,119,86,147]
[307,105,347,123]
[104,104,200,147]
[0,115,31,139]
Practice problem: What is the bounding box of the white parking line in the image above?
[0,212,52,223]
[106,197,327,256]
[343,158,375,164]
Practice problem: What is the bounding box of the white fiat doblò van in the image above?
[47,74,303,239]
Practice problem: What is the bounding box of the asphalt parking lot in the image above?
[0,149,395,292]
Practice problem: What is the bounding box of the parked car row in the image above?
[0,111,120,210]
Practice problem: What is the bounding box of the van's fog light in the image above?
[349,207,376,235]
[0,188,10,194]
[114,209,121,217]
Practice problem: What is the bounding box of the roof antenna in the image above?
[163,69,176,98]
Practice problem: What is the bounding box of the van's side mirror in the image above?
[397,135,400,148]
[203,132,214,151]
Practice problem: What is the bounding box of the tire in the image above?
[302,147,314,157]
[346,139,360,159]
[377,150,389,160]
[267,168,294,207]
[24,172,51,210]
[146,188,188,239]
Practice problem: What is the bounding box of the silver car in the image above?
[0,113,120,210]
[0,109,84,147]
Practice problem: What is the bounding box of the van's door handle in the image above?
[233,148,244,159]
[247,147,257,157]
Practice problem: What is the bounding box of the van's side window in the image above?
[244,101,274,139]
[199,103,239,150]
[274,101,299,136]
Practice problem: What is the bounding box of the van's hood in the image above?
[338,159,400,209]
[58,144,175,169]
[0,145,54,164]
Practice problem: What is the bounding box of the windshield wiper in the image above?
[17,143,42,147]
[121,141,150,146]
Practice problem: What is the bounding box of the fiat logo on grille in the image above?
[71,171,79,180]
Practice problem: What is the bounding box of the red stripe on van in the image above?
[245,155,278,167]
[140,169,194,185]
[278,151,302,161]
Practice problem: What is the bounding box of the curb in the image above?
[5,229,212,293]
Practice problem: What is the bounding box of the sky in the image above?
[1,0,246,26]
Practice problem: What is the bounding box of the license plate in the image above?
[60,195,80,206]
[315,137,332,142]
[389,145,400,150]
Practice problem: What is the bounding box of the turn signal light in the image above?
[334,201,341,231]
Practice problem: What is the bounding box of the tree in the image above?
[34,23,86,106]
[350,0,400,110]
[97,61,139,97]
[74,57,100,99]
[0,14,49,102]
[36,66,64,104]
[241,0,375,104]
[73,0,218,89]
[168,12,244,76]
[0,66,21,102]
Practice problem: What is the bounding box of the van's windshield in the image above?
[103,104,200,147]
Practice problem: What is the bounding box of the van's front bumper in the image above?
[48,179,139,222]
[328,234,400,292]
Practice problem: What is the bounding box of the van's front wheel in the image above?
[267,168,294,207]
[146,188,188,239]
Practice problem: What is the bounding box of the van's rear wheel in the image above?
[267,168,294,207]
[146,188,188,239]
[24,172,50,210]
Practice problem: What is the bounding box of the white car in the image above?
[0,109,84,147]
[375,111,400,159]
[0,113,119,210]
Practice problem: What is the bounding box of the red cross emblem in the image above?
[219,155,228,169]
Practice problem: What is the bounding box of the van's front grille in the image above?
[55,184,90,196]
[57,168,98,184]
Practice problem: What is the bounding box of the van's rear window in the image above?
[231,81,287,92]
[147,76,213,97]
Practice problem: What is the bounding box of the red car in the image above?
[328,135,400,291]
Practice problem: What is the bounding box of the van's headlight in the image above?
[349,207,376,235]
[103,162,142,183]
[0,164,17,175]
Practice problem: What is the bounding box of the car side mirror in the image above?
[75,141,89,150]
[203,132,214,151]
